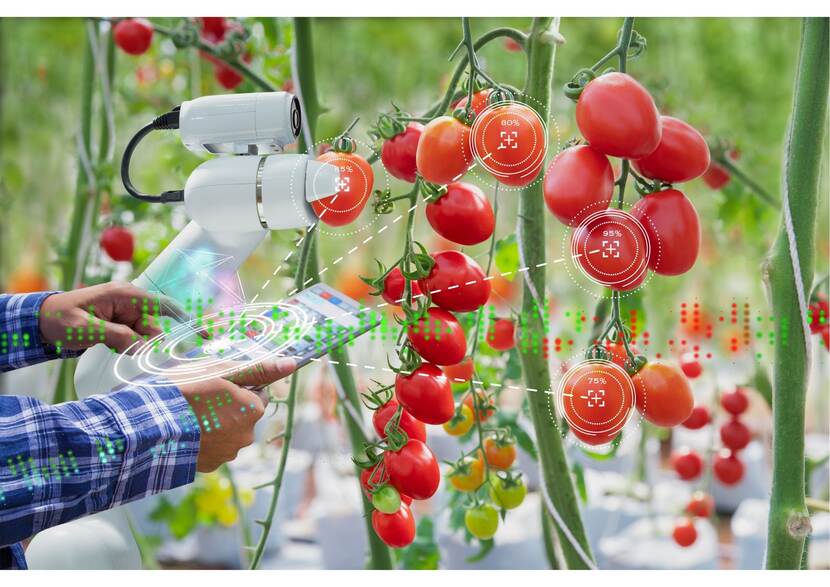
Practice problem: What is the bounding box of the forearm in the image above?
[0,382,200,547]
[0,292,81,373]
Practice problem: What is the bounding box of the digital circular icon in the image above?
[470,101,547,187]
[554,359,635,445]
[570,208,651,291]
[311,150,375,227]
[115,301,314,387]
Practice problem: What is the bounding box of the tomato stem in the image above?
[765,16,828,570]
[517,17,595,569]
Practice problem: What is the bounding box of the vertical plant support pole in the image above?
[293,16,393,570]
[517,17,594,569]
[765,16,828,570]
[54,21,98,403]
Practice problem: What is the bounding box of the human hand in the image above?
[175,357,297,472]
[38,282,179,353]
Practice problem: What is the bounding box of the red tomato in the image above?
[686,491,714,518]
[632,361,694,427]
[703,162,730,189]
[720,388,749,416]
[444,357,475,383]
[822,325,829,351]
[372,399,427,442]
[198,17,228,43]
[483,438,516,470]
[395,363,454,425]
[672,519,698,547]
[312,151,375,227]
[720,418,751,451]
[504,38,522,52]
[384,439,440,500]
[679,353,703,378]
[682,405,711,430]
[671,449,704,480]
[425,182,494,246]
[114,18,154,56]
[632,117,710,183]
[486,318,515,351]
[372,504,416,548]
[575,72,661,159]
[543,145,614,227]
[381,123,423,183]
[100,226,135,262]
[419,251,490,313]
[406,307,467,365]
[463,390,496,423]
[453,89,493,116]
[808,295,828,334]
[571,209,650,291]
[416,116,473,184]
[470,101,546,187]
[713,450,745,485]
[560,360,635,445]
[381,267,422,306]
[214,62,243,89]
[630,189,700,276]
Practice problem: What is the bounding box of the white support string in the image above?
[779,117,814,363]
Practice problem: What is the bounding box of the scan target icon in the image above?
[555,359,635,446]
[570,209,651,291]
[470,101,547,187]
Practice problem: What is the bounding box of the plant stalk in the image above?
[295,16,393,570]
[765,16,828,570]
[517,17,594,569]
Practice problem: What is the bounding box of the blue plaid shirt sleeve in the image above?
[0,292,201,570]
[0,292,82,371]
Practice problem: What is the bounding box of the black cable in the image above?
[121,107,183,203]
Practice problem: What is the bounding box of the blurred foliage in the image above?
[0,16,827,368]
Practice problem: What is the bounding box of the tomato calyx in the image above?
[564,67,597,101]
[400,240,435,282]
[392,342,423,376]
[369,106,410,141]
[360,380,395,411]
[452,106,476,127]
[331,117,360,154]
[420,181,448,203]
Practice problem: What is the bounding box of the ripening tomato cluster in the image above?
[543,72,708,290]
[672,490,714,548]
[113,18,252,91]
[563,353,695,446]
[413,89,547,189]
[714,387,750,486]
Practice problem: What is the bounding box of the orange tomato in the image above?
[415,116,473,185]
[632,361,694,427]
[483,438,517,470]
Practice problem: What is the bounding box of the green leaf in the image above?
[465,538,494,563]
[749,360,773,408]
[494,235,519,281]
[577,431,623,461]
[572,462,588,504]
[400,516,441,570]
[504,347,523,380]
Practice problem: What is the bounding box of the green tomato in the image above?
[372,485,402,514]
[464,504,499,540]
[489,475,527,510]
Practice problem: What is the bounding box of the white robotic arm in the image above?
[74,92,339,397]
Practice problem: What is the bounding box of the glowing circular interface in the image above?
[570,209,651,291]
[554,359,635,444]
[469,101,547,187]
[114,301,314,387]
